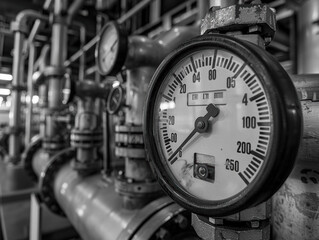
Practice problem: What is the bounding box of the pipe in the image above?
[209,0,237,8]
[75,81,110,99]
[272,0,319,238]
[8,10,49,163]
[25,44,36,147]
[33,153,191,240]
[74,22,86,81]
[8,31,24,163]
[125,25,199,69]
[45,0,68,142]
[67,0,85,24]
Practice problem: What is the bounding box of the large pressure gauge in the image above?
[144,34,302,217]
[96,21,128,76]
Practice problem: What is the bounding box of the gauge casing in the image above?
[95,21,128,76]
[144,34,302,217]
[107,85,124,115]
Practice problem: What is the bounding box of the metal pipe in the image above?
[272,3,319,233]
[125,25,199,69]
[67,0,85,24]
[74,22,86,81]
[32,153,186,240]
[209,0,237,8]
[8,10,49,163]
[46,0,68,140]
[75,81,109,99]
[198,0,210,20]
[25,44,36,147]
[8,31,24,163]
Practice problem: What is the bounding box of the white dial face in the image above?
[154,48,273,201]
[98,24,119,74]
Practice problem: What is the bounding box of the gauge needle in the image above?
[168,103,220,163]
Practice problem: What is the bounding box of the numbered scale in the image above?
[144,34,302,217]
[95,21,128,76]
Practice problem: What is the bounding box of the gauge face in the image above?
[107,85,124,114]
[144,34,302,216]
[154,48,271,201]
[96,21,128,76]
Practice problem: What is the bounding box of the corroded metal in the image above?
[201,4,276,41]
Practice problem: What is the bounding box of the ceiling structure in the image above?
[0,0,302,95]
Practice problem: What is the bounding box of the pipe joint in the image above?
[44,65,67,78]
[11,10,49,33]
[51,13,68,25]
[39,148,75,216]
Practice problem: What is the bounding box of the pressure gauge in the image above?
[144,34,302,217]
[107,85,124,114]
[96,21,128,76]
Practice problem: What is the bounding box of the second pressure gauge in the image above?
[96,21,128,76]
[144,34,302,217]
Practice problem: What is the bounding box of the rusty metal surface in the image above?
[201,4,276,38]
[272,100,319,240]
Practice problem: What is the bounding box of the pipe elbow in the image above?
[12,10,48,33]
[125,36,163,69]
[156,25,200,56]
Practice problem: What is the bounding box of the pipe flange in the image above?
[10,21,28,34]
[11,85,27,92]
[115,125,143,133]
[23,136,42,181]
[70,129,103,148]
[44,66,66,78]
[71,158,102,175]
[43,137,66,152]
[39,148,75,217]
[115,176,162,198]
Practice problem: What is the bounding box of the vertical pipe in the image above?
[272,1,319,239]
[198,0,209,20]
[209,0,237,8]
[25,44,36,146]
[8,31,24,162]
[297,0,319,74]
[78,24,85,81]
[46,0,68,140]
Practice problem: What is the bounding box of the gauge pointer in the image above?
[168,103,220,163]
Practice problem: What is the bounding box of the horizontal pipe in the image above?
[67,0,85,23]
[125,25,199,69]
[75,81,110,99]
[15,10,48,27]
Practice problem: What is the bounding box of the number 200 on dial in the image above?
[144,35,302,216]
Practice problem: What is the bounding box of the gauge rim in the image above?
[144,34,302,217]
[95,21,128,76]
[107,85,124,115]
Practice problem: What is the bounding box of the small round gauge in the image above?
[144,34,302,217]
[107,85,124,114]
[96,21,128,76]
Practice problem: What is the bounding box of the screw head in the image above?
[198,166,207,177]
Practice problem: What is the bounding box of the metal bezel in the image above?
[107,85,124,115]
[95,21,128,76]
[143,34,302,217]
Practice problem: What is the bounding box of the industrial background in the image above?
[0,0,318,239]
